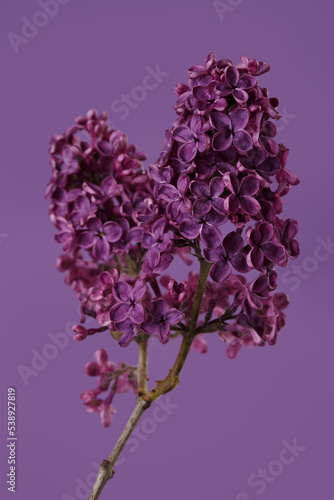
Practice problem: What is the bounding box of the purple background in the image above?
[1,0,333,499]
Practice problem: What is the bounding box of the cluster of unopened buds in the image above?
[46,53,299,429]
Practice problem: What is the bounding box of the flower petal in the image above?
[130,303,145,324]
[262,121,277,138]
[173,126,193,143]
[201,224,222,249]
[190,180,210,197]
[178,142,197,162]
[166,308,184,325]
[216,82,232,96]
[193,86,211,101]
[247,247,264,270]
[214,98,228,111]
[239,176,259,196]
[86,217,102,233]
[193,198,212,216]
[191,115,203,137]
[209,177,225,197]
[233,130,253,151]
[225,66,239,87]
[151,298,168,318]
[95,348,108,365]
[211,197,226,214]
[230,108,249,131]
[110,302,131,323]
[77,231,94,248]
[233,88,249,103]
[103,222,123,242]
[262,242,285,262]
[212,131,233,152]
[239,196,261,215]
[157,323,170,344]
[223,172,239,194]
[147,247,161,269]
[132,279,147,301]
[118,330,136,347]
[203,246,225,262]
[210,112,231,131]
[210,260,232,282]
[142,232,157,249]
[261,136,279,155]
[128,227,144,243]
[92,237,110,261]
[259,222,274,243]
[179,219,201,239]
[257,156,281,175]
[237,74,257,89]
[142,318,160,335]
[113,281,132,302]
[223,231,244,257]
[158,184,179,202]
[224,194,239,214]
[230,253,249,273]
[226,339,243,359]
[282,219,299,242]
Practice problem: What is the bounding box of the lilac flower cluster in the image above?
[149,52,299,347]
[46,54,299,427]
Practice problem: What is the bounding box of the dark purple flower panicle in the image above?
[47,54,300,428]
[147,53,299,358]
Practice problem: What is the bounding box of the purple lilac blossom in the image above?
[47,54,300,427]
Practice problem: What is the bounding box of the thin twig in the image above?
[88,397,150,500]
[195,309,235,334]
[88,333,150,500]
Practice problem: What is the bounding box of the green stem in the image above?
[195,309,235,334]
[137,333,148,396]
[88,397,150,500]
[147,256,212,402]
[188,258,212,335]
